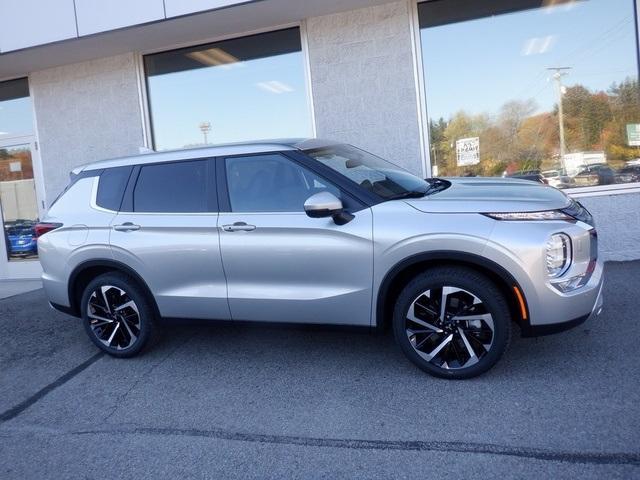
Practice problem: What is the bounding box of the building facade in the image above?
[0,0,639,279]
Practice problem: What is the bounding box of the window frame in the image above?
[120,158,218,214]
[410,0,640,197]
[138,23,316,151]
[215,151,370,214]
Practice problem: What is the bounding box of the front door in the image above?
[218,153,373,326]
[0,137,45,280]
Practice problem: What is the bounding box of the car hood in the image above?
[405,177,571,213]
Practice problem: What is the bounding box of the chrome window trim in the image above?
[218,211,306,216]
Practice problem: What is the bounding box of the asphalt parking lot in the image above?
[1,261,639,479]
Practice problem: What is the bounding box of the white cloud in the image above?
[256,81,294,94]
[521,35,557,56]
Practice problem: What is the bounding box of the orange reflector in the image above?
[513,286,527,320]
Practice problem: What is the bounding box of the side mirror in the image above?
[304,192,354,225]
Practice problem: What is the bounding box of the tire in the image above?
[80,272,157,358]
[392,266,511,379]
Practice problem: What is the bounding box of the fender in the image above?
[375,250,530,329]
[64,258,160,318]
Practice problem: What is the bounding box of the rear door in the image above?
[217,152,373,326]
[109,158,230,320]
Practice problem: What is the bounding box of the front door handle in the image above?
[222,222,256,232]
[113,222,140,232]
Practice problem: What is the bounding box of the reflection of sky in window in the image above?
[0,97,34,137]
[147,51,312,150]
[420,0,638,121]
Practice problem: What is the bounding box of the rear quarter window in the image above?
[96,166,133,211]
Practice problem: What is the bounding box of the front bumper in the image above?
[521,275,604,337]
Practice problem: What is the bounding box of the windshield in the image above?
[304,144,430,200]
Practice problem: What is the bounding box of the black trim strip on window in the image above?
[418,0,580,29]
[0,77,29,102]
[144,27,302,77]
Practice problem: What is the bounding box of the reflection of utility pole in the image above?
[431,144,438,177]
[547,67,571,173]
[199,121,212,144]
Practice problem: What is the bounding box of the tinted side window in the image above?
[134,160,207,213]
[96,167,132,211]
[225,154,340,212]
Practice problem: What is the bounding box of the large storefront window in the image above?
[0,78,39,263]
[144,27,313,150]
[0,78,34,139]
[418,0,640,188]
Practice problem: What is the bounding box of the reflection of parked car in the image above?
[505,170,546,184]
[6,226,38,257]
[541,170,572,189]
[573,165,615,186]
[617,165,640,183]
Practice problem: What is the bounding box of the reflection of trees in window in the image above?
[429,77,640,178]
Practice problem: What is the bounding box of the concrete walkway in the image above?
[0,279,42,299]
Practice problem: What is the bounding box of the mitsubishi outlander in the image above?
[37,139,603,379]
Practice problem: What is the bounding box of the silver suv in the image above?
[38,139,603,379]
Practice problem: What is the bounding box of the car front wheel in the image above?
[393,267,511,379]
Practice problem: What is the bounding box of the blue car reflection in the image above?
[6,223,38,257]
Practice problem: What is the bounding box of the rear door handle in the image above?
[222,222,256,232]
[113,222,140,232]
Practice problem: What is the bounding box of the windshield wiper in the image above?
[423,178,451,196]
[385,190,428,200]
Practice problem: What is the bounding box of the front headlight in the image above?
[483,210,574,221]
[546,233,571,277]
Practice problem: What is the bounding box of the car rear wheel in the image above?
[393,267,511,379]
[81,272,157,358]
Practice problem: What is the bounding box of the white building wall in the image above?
[30,54,145,206]
[577,193,640,261]
[0,0,78,52]
[306,1,423,174]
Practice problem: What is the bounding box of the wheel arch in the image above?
[67,259,160,319]
[375,251,529,331]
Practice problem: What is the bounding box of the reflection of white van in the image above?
[563,152,607,177]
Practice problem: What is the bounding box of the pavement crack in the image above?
[102,334,195,423]
[0,352,104,423]
[53,426,640,467]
